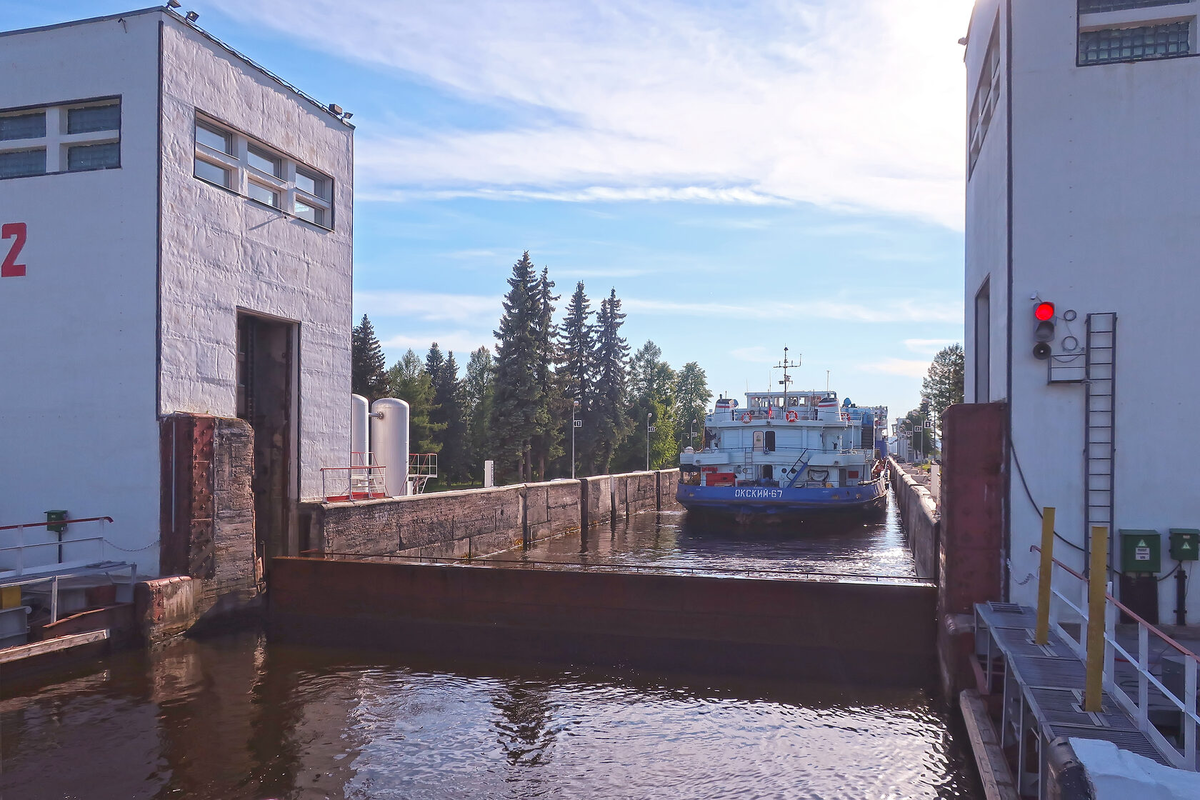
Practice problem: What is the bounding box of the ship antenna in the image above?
[773,346,801,410]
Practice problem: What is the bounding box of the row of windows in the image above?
[1079,20,1191,64]
[1079,0,1188,14]
[0,100,121,179]
[194,116,333,229]
[968,19,1001,176]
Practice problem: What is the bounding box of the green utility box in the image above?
[1169,529,1200,561]
[1120,530,1161,574]
[45,510,68,534]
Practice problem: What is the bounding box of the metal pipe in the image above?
[1034,506,1056,645]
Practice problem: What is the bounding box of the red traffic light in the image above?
[1034,302,1055,321]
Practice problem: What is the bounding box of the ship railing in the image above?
[1034,544,1200,770]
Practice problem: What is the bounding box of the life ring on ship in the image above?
[741,412,752,424]
[785,410,799,423]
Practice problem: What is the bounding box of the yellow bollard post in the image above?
[1034,507,1056,645]
[1084,526,1109,713]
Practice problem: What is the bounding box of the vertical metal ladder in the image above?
[1084,313,1117,571]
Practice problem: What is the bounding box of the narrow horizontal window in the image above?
[247,145,281,178]
[1079,0,1188,13]
[0,112,46,141]
[67,142,120,171]
[295,169,327,199]
[294,198,326,226]
[247,180,280,208]
[196,122,232,154]
[67,104,120,134]
[195,157,231,188]
[0,148,46,178]
[1079,22,1191,64]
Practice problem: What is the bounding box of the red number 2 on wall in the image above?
[2,222,27,278]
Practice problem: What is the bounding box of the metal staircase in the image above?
[1084,313,1117,571]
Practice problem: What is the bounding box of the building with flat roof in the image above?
[964,0,1200,622]
[0,7,354,595]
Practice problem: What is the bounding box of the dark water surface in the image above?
[1,499,980,799]
[488,494,919,580]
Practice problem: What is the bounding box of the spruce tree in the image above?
[437,350,469,483]
[351,314,389,402]
[490,252,542,482]
[464,346,495,480]
[558,281,596,475]
[920,343,965,434]
[387,349,444,454]
[590,288,631,473]
[530,267,562,480]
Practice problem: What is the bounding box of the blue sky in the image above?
[7,0,971,420]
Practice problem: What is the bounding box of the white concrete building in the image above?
[965,0,1200,622]
[0,8,354,578]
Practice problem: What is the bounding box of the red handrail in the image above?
[0,516,113,531]
[1032,544,1200,664]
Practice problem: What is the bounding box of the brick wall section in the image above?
[134,575,196,644]
[890,459,940,582]
[581,476,613,528]
[199,418,259,616]
[524,481,582,545]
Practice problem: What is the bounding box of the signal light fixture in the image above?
[1034,301,1055,321]
[1033,300,1056,360]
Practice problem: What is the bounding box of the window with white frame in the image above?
[968,19,1001,177]
[0,98,120,180]
[193,114,333,229]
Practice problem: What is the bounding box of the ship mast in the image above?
[773,346,801,409]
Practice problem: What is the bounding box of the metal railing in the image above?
[2,564,137,624]
[1034,543,1200,770]
[0,516,114,576]
[320,463,388,502]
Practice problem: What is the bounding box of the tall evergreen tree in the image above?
[351,314,389,402]
[675,361,712,452]
[530,267,562,480]
[590,288,631,473]
[920,343,965,434]
[464,346,495,480]
[490,252,542,482]
[558,281,596,475]
[426,343,468,483]
[387,349,444,454]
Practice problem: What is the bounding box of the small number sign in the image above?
[2,222,27,278]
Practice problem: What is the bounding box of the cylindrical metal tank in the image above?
[351,394,370,464]
[371,398,410,497]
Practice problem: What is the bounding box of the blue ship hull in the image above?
[676,475,887,518]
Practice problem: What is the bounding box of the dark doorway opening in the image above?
[765,430,776,452]
[238,313,297,570]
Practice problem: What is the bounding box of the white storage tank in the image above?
[351,394,370,464]
[371,398,410,497]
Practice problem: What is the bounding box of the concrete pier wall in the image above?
[269,556,938,686]
[303,469,681,561]
[890,459,940,582]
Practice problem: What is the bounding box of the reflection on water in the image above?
[1,632,980,799]
[490,493,918,579]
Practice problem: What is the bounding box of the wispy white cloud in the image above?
[381,331,494,358]
[208,0,969,228]
[624,297,963,324]
[356,290,500,324]
[904,338,960,355]
[859,359,932,378]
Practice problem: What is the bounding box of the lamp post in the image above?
[690,418,698,447]
[646,412,654,471]
[571,399,580,480]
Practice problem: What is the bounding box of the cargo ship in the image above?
[677,357,888,521]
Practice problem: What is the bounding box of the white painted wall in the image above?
[965,0,1200,620]
[0,9,354,577]
[158,19,353,504]
[0,13,162,574]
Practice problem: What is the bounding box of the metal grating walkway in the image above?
[975,600,1170,797]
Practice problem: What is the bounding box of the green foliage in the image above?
[920,343,965,431]
[901,407,937,461]
[617,340,678,471]
[529,267,562,480]
[463,346,495,477]
[590,288,631,473]
[675,361,712,452]
[350,314,389,402]
[490,252,543,482]
[386,349,443,454]
[427,344,469,482]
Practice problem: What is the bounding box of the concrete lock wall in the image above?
[890,459,940,582]
[307,469,681,560]
[269,556,938,686]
